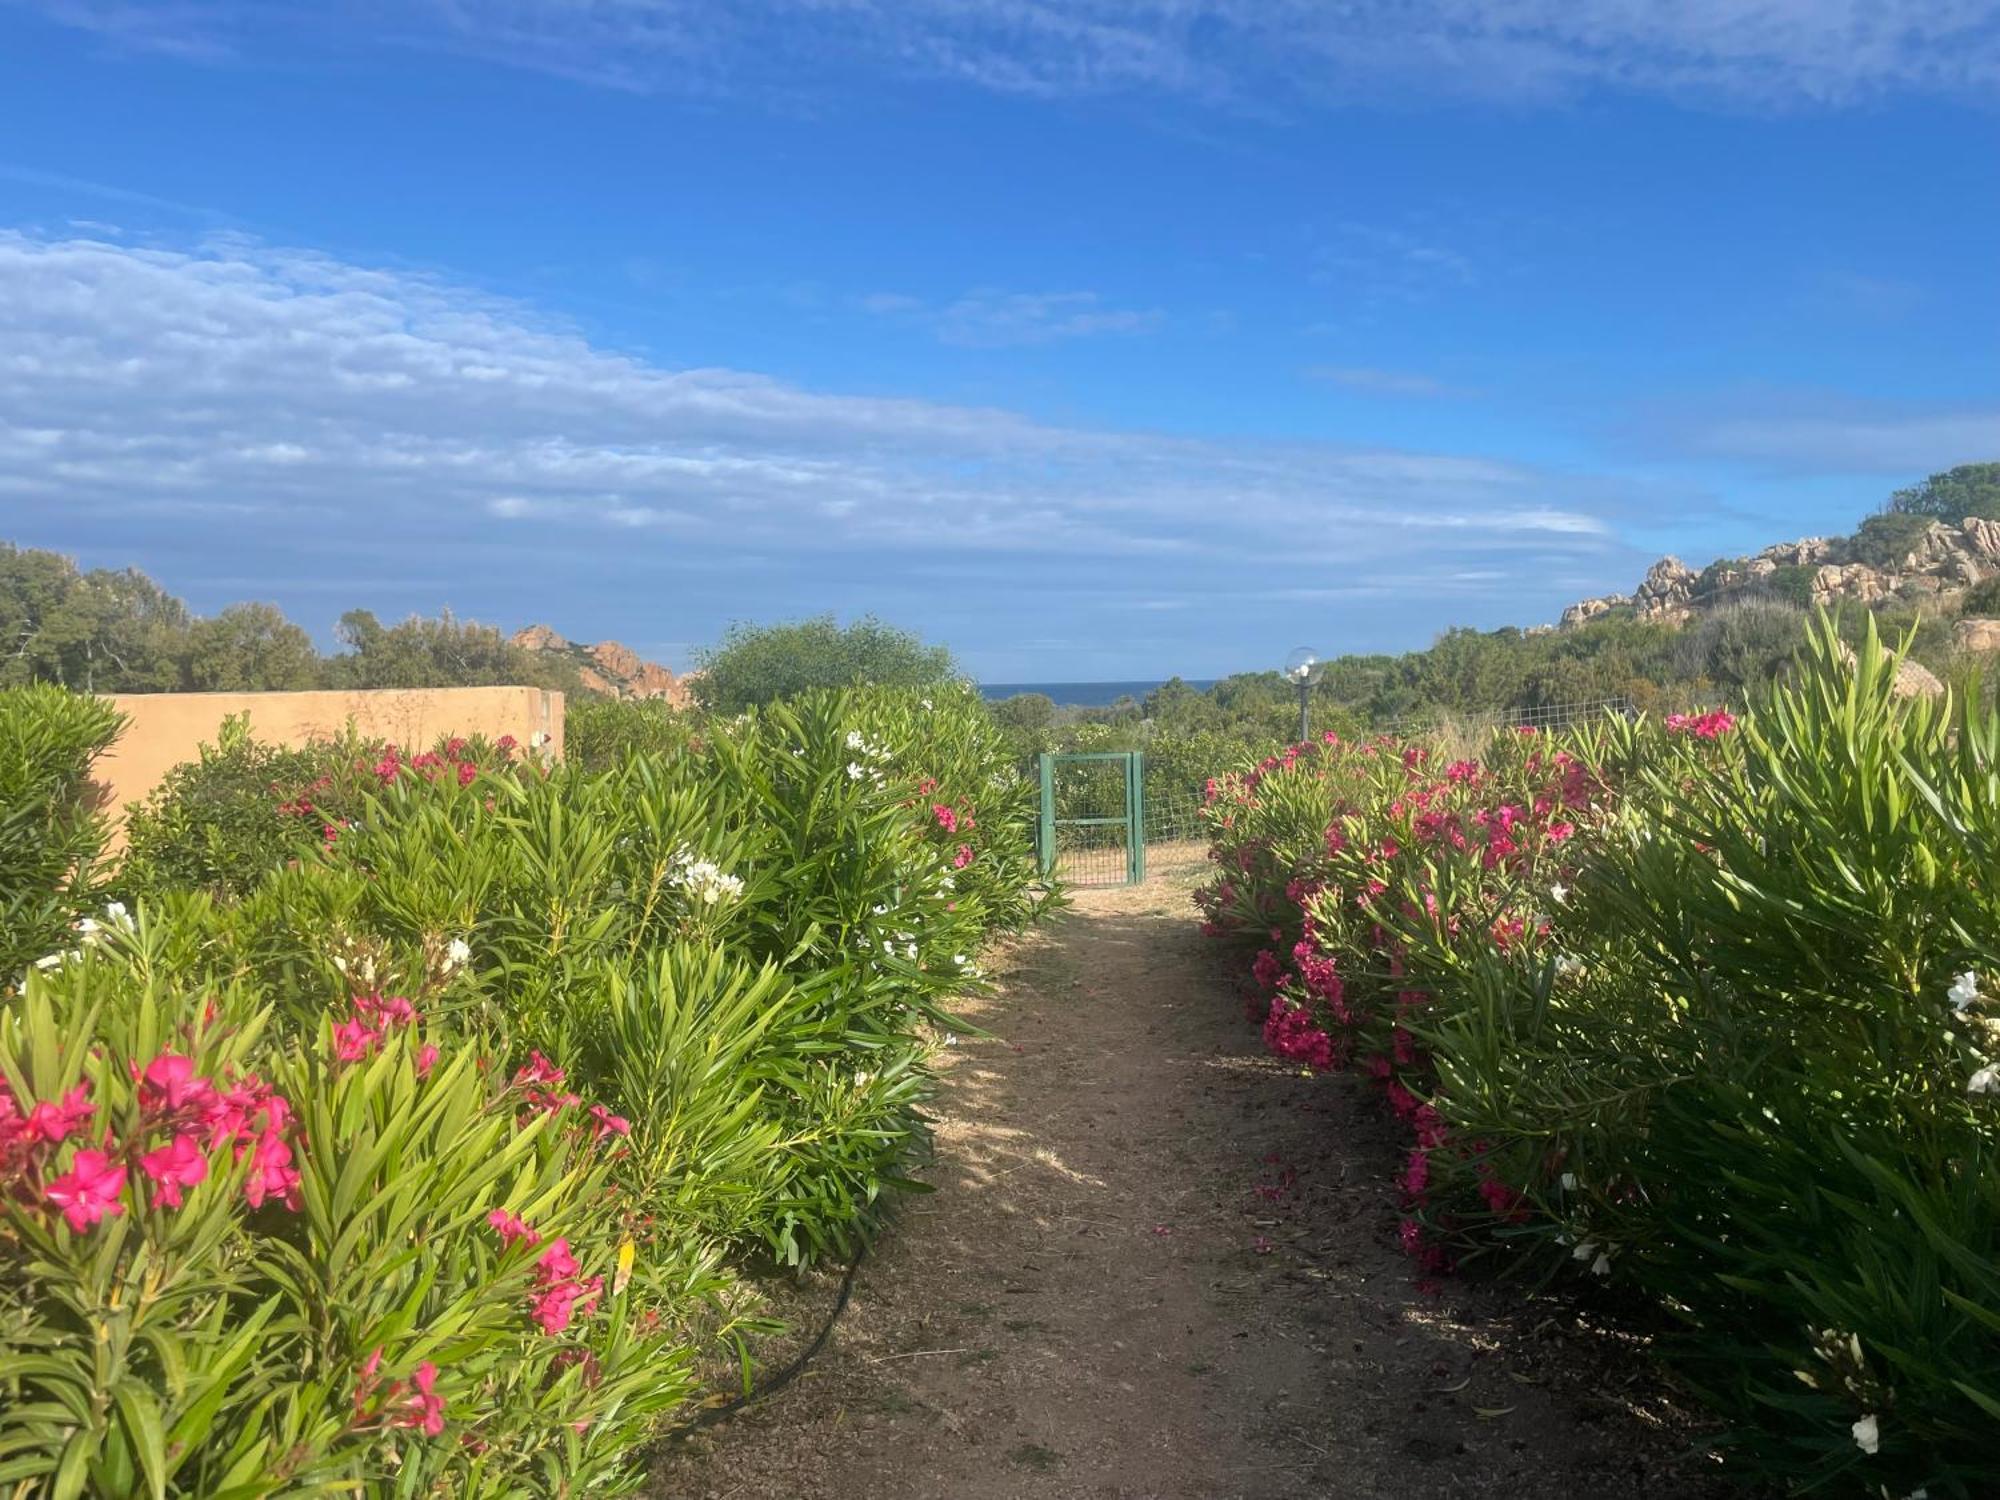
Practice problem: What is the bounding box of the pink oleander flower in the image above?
[137,1054,216,1116]
[243,1129,302,1211]
[953,843,973,869]
[357,992,418,1027]
[332,1016,383,1063]
[488,1208,542,1248]
[932,803,958,833]
[514,1051,566,1088]
[26,1083,95,1144]
[415,1042,441,1077]
[140,1132,209,1209]
[46,1149,126,1232]
[392,1362,446,1435]
[537,1237,579,1280]
[588,1104,631,1143]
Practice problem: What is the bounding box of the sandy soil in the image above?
[652,878,1730,1500]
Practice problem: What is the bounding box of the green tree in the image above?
[1841,511,1935,569]
[0,546,191,692]
[327,608,578,692]
[1887,461,2000,522]
[692,615,956,713]
[183,602,322,691]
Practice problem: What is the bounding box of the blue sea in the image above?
[979,680,1217,708]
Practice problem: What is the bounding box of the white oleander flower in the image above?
[445,938,472,971]
[847,763,864,780]
[1550,882,1569,904]
[1969,1064,2000,1095]
[1560,1173,1578,1191]
[104,901,132,929]
[1851,1414,1880,1456]
[1590,1252,1611,1277]
[1949,971,1980,1014]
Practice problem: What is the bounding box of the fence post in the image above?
[1037,752,1056,877]
[1127,751,1146,885]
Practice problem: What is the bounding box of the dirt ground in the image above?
[652,877,1730,1500]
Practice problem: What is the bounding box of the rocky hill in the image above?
[1558,517,2000,634]
[511,625,697,706]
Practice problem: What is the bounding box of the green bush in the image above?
[564,696,696,772]
[1195,616,2000,1495]
[692,615,956,714]
[0,684,123,982]
[0,945,728,1496]
[3,680,1051,1491]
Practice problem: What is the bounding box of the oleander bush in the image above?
[1,680,1049,1495]
[0,684,123,983]
[1197,615,2000,1498]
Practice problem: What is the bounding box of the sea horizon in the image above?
[977,679,1219,709]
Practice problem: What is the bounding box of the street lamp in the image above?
[1283,646,1324,744]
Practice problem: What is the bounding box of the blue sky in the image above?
[2,2,1997,680]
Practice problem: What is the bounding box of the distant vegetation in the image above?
[0,542,580,695]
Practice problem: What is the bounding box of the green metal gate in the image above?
[1036,751,1145,887]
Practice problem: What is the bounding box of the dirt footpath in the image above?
[653,880,1727,1500]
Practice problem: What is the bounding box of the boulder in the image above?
[1633,556,1697,622]
[1894,658,1946,699]
[1811,563,1893,606]
[1758,537,1835,568]
[1558,593,1629,631]
[1899,521,1966,575]
[1961,516,2000,563]
[1956,618,2000,653]
[511,623,571,653]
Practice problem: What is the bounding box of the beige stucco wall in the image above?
[95,686,563,841]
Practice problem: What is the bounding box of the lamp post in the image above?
[1283,646,1323,744]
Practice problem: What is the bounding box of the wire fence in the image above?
[1383,697,1635,745]
[1045,787,1211,888]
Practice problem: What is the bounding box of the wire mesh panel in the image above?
[1038,751,1143,887]
[1385,697,1634,743]
[1052,820,1135,886]
[1140,788,1211,878]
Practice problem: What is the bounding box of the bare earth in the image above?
[653,877,1729,1500]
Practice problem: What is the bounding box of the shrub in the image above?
[117,724,525,904]
[0,935,733,1496]
[4,678,1052,1490]
[564,696,697,772]
[692,616,956,714]
[0,684,123,982]
[1194,616,2000,1495]
[1840,511,1935,569]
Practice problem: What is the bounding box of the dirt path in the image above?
[654,880,1726,1499]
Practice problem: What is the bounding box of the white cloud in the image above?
[0,230,1637,594]
[24,1,2000,108]
[863,287,1164,346]
[1635,388,2000,475]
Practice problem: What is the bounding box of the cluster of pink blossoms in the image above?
[353,1349,445,1436]
[488,1210,605,1335]
[511,1052,630,1144]
[1665,709,1737,739]
[2,1052,303,1234]
[1262,996,1337,1071]
[1202,729,1615,1281]
[332,991,429,1066]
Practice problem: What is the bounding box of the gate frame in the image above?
[1036,750,1145,886]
